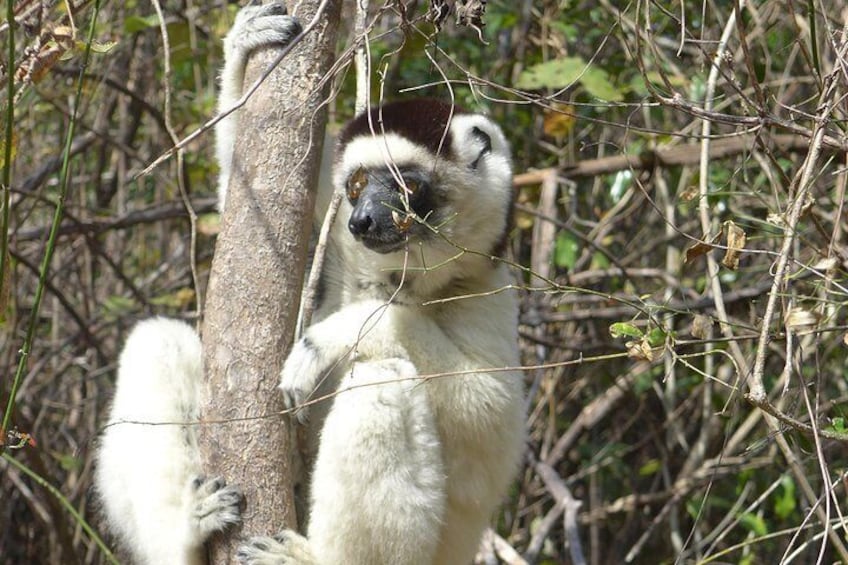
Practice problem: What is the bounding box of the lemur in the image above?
[95,3,526,565]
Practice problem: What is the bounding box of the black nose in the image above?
[348,200,376,236]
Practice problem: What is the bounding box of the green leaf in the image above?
[87,40,118,54]
[685,498,705,519]
[609,322,643,339]
[638,459,661,476]
[516,56,623,101]
[101,295,136,319]
[517,57,586,90]
[739,555,755,565]
[646,327,668,347]
[580,65,624,101]
[124,15,160,34]
[774,476,796,520]
[590,251,610,270]
[739,512,768,536]
[554,231,579,269]
[56,453,82,472]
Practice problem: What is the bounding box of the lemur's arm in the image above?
[215,3,301,209]
[279,299,409,422]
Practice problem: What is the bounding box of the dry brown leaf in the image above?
[690,314,713,339]
[720,220,747,270]
[684,231,721,264]
[543,103,576,138]
[785,307,819,331]
[15,27,75,84]
[626,338,662,362]
[679,185,699,202]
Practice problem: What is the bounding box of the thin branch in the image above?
[511,134,838,184]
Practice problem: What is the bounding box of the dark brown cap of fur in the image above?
[338,99,466,159]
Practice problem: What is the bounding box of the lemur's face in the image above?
[334,99,514,260]
[343,165,441,254]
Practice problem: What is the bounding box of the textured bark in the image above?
[198,2,341,563]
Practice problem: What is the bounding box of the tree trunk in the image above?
[198,2,341,563]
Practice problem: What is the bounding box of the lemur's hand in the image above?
[279,331,340,424]
[279,301,404,423]
[223,1,302,64]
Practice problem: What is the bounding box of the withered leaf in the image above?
[543,103,576,138]
[679,185,699,202]
[684,231,721,264]
[784,307,819,331]
[720,220,747,270]
[626,338,662,362]
[690,314,713,339]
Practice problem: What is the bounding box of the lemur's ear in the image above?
[448,114,511,176]
[469,126,492,169]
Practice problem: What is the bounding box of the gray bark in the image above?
[198,2,341,563]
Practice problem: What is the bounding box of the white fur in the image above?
[264,81,525,565]
[241,358,448,565]
[95,318,242,565]
[270,281,525,565]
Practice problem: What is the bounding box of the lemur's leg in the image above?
[96,318,242,565]
[238,359,446,565]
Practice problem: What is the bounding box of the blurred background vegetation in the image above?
[1,0,847,563]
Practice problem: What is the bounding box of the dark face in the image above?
[344,166,440,254]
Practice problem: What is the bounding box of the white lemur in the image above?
[95,3,525,565]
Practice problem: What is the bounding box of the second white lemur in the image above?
[96,3,525,565]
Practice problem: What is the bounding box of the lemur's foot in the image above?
[191,475,244,536]
[237,530,316,565]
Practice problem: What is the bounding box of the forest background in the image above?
[1,0,847,564]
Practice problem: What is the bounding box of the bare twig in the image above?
[534,459,586,565]
[696,0,749,377]
[748,41,847,402]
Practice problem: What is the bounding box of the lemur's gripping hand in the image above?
[279,333,336,424]
[223,1,302,65]
[279,301,404,423]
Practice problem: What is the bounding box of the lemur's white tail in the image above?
[95,318,241,565]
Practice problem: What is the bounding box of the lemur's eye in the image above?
[401,179,419,195]
[346,167,368,200]
[391,210,414,233]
